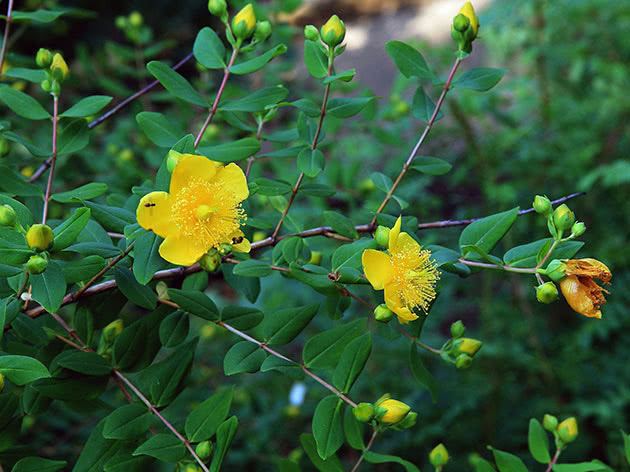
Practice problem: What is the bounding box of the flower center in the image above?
[195,204,218,220]
[391,244,440,314]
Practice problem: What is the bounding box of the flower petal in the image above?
[233,237,251,253]
[384,283,418,324]
[560,275,601,318]
[136,191,173,238]
[217,163,249,202]
[393,231,421,255]
[170,154,222,195]
[159,234,209,267]
[362,249,392,290]
[388,216,402,251]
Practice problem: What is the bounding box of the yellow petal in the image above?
[217,163,249,202]
[393,231,420,255]
[384,283,418,323]
[233,237,251,253]
[362,249,392,290]
[560,275,601,318]
[137,191,173,238]
[388,216,402,251]
[170,154,222,195]
[159,234,209,266]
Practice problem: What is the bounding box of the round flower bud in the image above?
[115,16,128,29]
[155,281,169,300]
[543,414,558,431]
[536,282,558,304]
[254,20,272,42]
[396,411,417,429]
[103,319,124,343]
[26,224,53,251]
[452,13,470,32]
[450,320,465,338]
[51,53,69,82]
[26,255,48,275]
[166,149,182,173]
[40,79,52,93]
[0,204,17,226]
[544,259,567,283]
[379,399,411,425]
[0,136,9,157]
[208,0,227,18]
[353,402,374,423]
[308,251,322,265]
[571,221,586,237]
[304,25,320,41]
[533,195,552,216]
[199,250,221,272]
[557,417,578,443]
[50,80,61,97]
[455,353,473,369]
[35,48,53,68]
[321,15,345,48]
[374,226,390,248]
[429,443,450,467]
[456,338,482,357]
[232,4,257,40]
[196,440,213,460]
[128,11,143,27]
[374,304,394,323]
[252,231,266,243]
[553,204,575,231]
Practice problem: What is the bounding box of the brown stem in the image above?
[0,0,14,78]
[458,258,538,274]
[245,120,265,178]
[72,242,135,300]
[370,57,463,226]
[545,448,561,472]
[396,326,441,355]
[41,96,59,224]
[350,430,378,472]
[193,48,239,149]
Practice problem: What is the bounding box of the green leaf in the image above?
[264,304,319,346]
[472,458,497,472]
[168,288,220,321]
[221,306,263,331]
[623,430,630,465]
[2,130,50,157]
[56,351,111,376]
[0,194,34,227]
[323,69,356,84]
[385,41,432,79]
[411,156,452,176]
[159,311,189,348]
[233,259,273,277]
[136,111,184,147]
[250,177,292,196]
[11,457,66,472]
[81,200,135,233]
[0,165,42,196]
[331,239,377,272]
[103,404,152,439]
[491,448,528,472]
[504,239,584,268]
[52,207,90,251]
[133,434,186,462]
[132,230,166,285]
[210,416,239,472]
[57,119,90,155]
[323,211,358,239]
[454,67,507,92]
[409,344,437,403]
[61,96,112,118]
[332,333,371,392]
[282,98,321,117]
[304,40,328,79]
[300,433,343,472]
[371,172,393,193]
[185,387,233,442]
[313,395,344,459]
[103,446,153,472]
[363,451,420,472]
[147,61,208,107]
[31,261,66,313]
[303,319,367,369]
[197,137,261,163]
[51,182,108,203]
[343,407,365,450]
[327,97,375,118]
[0,355,50,386]
[297,148,325,177]
[73,419,123,471]
[230,44,287,75]
[113,322,147,371]
[193,27,226,69]
[459,207,519,258]
[220,85,288,112]
[3,67,46,83]
[528,418,551,463]
[0,87,51,120]
[301,183,336,197]
[114,267,157,309]
[11,9,65,23]
[552,463,608,472]
[411,86,443,122]
[224,341,267,375]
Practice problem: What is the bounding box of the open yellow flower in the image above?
[362,217,440,324]
[560,258,611,319]
[136,154,249,266]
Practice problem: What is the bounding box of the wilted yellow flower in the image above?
[379,399,411,424]
[51,53,69,81]
[137,154,249,266]
[560,258,611,318]
[362,217,439,323]
[457,2,478,36]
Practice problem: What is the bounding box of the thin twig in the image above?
[41,96,59,224]
[0,0,14,77]
[458,258,537,273]
[545,448,561,472]
[350,430,378,472]
[370,57,463,226]
[245,120,265,178]
[396,326,442,354]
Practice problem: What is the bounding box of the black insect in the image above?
[232,236,244,244]
[144,202,156,207]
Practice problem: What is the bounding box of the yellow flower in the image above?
[362,217,439,324]
[560,258,611,318]
[51,53,69,81]
[26,224,53,251]
[232,4,256,39]
[137,154,249,266]
[557,417,578,443]
[458,2,478,36]
[379,399,411,424]
[456,338,482,357]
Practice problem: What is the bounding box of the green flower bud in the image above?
[429,443,450,467]
[353,402,374,423]
[553,204,575,231]
[544,259,567,283]
[450,320,465,338]
[557,417,578,443]
[308,251,322,265]
[533,195,552,216]
[208,0,227,18]
[374,304,394,323]
[40,79,52,93]
[0,136,9,157]
[156,281,169,300]
[379,399,411,425]
[103,319,124,343]
[455,353,472,369]
[115,16,128,29]
[36,48,53,68]
[374,225,390,248]
[128,11,143,27]
[456,338,482,357]
[396,411,417,429]
[196,440,213,459]
[536,281,558,304]
[0,204,17,226]
[0,372,4,392]
[304,25,320,41]
[452,13,470,32]
[321,15,345,48]
[26,224,53,251]
[571,221,586,237]
[232,4,257,40]
[51,53,69,82]
[50,80,61,97]
[199,250,221,273]
[543,414,558,431]
[166,149,182,173]
[254,20,272,42]
[26,255,48,274]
